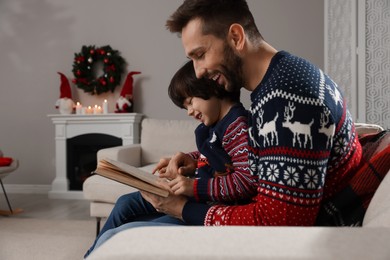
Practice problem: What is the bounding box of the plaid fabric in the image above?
[316,130,390,226]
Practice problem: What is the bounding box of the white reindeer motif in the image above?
[282,102,314,149]
[318,110,335,148]
[248,126,260,147]
[257,109,279,146]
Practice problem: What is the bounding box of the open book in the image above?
[93,158,170,197]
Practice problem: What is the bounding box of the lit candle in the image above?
[75,102,82,114]
[87,106,93,114]
[93,105,99,114]
[103,99,108,114]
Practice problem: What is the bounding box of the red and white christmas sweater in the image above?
[188,103,258,203]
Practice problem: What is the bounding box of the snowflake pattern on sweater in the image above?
[203,51,362,226]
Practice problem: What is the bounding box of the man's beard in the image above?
[221,42,245,92]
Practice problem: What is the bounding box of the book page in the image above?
[101,158,162,184]
[94,158,170,197]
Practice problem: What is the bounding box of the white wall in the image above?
[0,0,323,188]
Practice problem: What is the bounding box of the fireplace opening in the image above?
[67,134,122,190]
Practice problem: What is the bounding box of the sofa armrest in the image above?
[88,226,390,260]
[97,144,142,167]
[355,123,384,136]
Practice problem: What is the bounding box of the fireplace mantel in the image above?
[48,113,143,199]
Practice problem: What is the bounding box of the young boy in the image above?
[84,60,257,257]
[161,60,257,204]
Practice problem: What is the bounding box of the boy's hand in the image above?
[152,157,171,175]
[169,175,195,197]
[157,152,197,180]
[155,178,173,193]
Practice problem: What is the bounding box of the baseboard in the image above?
[0,184,51,194]
[0,184,86,200]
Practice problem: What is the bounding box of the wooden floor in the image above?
[0,193,91,220]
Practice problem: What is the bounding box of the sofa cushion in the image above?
[355,123,384,137]
[83,175,137,204]
[83,164,158,204]
[90,202,115,218]
[361,131,390,227]
[363,165,390,227]
[88,226,390,260]
[140,118,198,165]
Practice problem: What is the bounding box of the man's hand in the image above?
[140,191,188,220]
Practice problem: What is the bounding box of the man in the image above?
[141,0,366,226]
[86,1,390,255]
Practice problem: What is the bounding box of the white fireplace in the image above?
[48,113,143,199]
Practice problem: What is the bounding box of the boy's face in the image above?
[181,18,244,93]
[183,96,222,126]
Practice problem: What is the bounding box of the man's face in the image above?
[181,18,244,92]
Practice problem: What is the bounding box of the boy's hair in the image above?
[166,0,263,42]
[168,60,240,109]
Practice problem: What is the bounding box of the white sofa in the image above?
[84,120,390,259]
[83,118,199,234]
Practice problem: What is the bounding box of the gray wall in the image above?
[0,0,323,188]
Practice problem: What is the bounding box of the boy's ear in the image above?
[228,24,245,51]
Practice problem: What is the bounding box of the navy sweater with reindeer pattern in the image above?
[183,51,363,226]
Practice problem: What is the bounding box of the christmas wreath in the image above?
[72,45,126,95]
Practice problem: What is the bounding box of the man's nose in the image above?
[193,62,205,79]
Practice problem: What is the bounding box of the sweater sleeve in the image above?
[182,201,211,225]
[193,116,258,203]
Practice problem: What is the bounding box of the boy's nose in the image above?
[187,107,194,116]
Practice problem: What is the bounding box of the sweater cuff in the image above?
[182,201,211,225]
[194,177,211,202]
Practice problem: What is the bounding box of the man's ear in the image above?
[228,24,245,51]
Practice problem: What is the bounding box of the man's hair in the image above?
[168,60,240,109]
[166,0,263,42]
